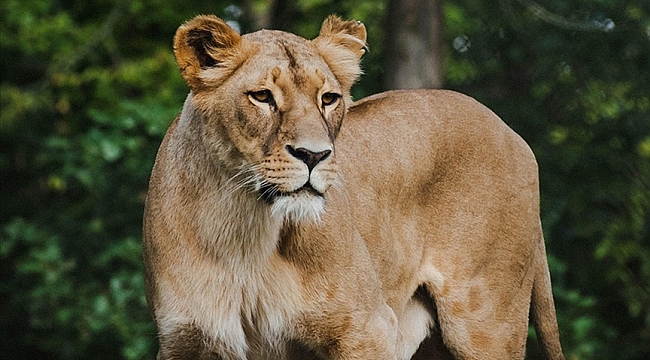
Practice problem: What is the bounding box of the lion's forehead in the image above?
[242,31,334,90]
[243,30,314,58]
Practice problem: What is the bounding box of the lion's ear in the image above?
[173,15,242,91]
[313,15,367,93]
[316,15,367,57]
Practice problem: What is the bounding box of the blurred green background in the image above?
[1,0,648,359]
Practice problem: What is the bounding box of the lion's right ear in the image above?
[173,15,242,91]
[313,15,367,94]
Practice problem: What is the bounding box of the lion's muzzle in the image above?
[286,145,332,172]
[258,143,335,222]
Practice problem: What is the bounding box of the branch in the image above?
[512,0,615,32]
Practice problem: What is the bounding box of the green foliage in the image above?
[444,1,650,358]
[1,0,648,359]
[0,0,214,358]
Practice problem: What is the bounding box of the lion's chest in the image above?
[157,252,303,358]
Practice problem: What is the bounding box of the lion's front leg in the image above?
[295,301,400,360]
[157,324,228,360]
[337,305,400,360]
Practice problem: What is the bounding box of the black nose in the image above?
[286,145,332,172]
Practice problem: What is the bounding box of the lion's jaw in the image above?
[269,190,326,223]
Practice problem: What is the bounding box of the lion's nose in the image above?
[286,145,332,172]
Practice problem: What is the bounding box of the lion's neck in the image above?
[200,187,283,266]
[176,101,284,269]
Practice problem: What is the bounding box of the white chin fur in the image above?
[270,193,325,223]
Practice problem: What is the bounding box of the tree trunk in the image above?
[383,0,444,89]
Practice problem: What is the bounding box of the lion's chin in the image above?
[270,191,325,224]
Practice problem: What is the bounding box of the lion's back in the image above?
[340,89,538,198]
[337,89,542,289]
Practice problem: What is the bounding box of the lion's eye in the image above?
[249,90,274,104]
[321,92,341,107]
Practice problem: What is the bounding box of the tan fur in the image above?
[143,14,564,360]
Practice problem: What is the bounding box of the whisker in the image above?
[219,165,263,198]
[257,181,280,202]
[225,175,258,198]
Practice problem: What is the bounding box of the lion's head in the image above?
[173,15,366,223]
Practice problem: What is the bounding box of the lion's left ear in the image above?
[173,15,244,92]
[313,15,367,93]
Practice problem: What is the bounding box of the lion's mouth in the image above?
[259,182,323,204]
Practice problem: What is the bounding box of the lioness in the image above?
[143,14,564,360]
